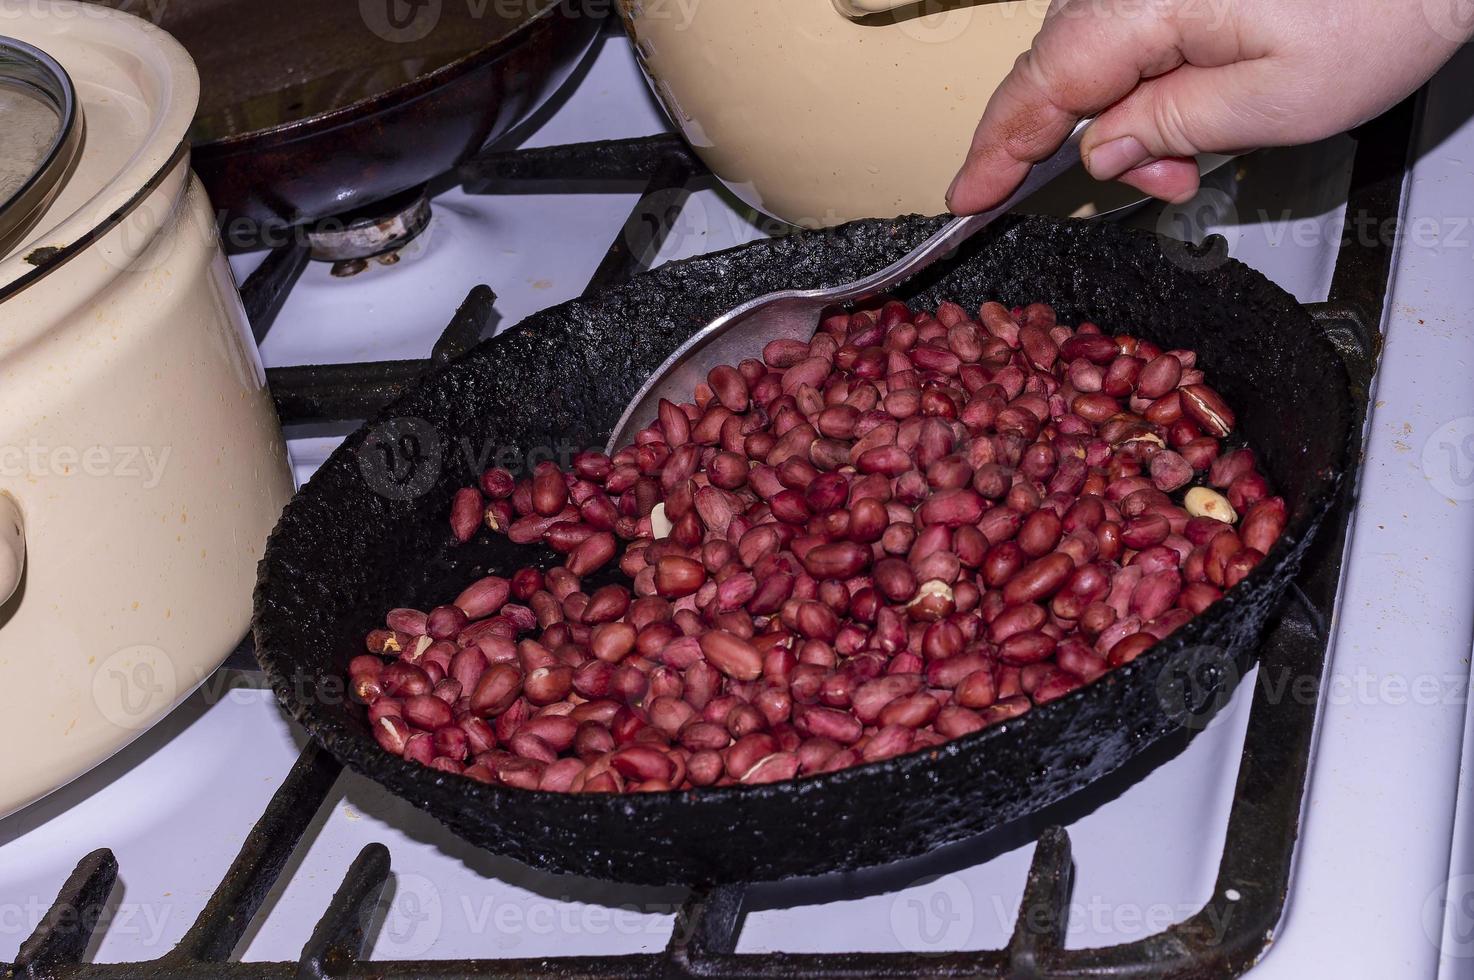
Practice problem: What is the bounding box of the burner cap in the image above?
[306,186,431,263]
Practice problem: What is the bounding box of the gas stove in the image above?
[4,28,1474,980]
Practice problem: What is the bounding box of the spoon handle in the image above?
[828,119,1093,305]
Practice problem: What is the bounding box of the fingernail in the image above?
[1084,136,1150,181]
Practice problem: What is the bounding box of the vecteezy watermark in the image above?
[619,188,818,267]
[357,418,445,501]
[1155,186,1241,274]
[1312,667,1469,709]
[453,437,592,477]
[93,645,179,731]
[891,0,985,45]
[1245,665,1468,713]
[0,895,174,950]
[1229,207,1474,254]
[0,442,171,489]
[360,0,443,43]
[359,0,658,44]
[1421,0,1474,42]
[988,892,1236,945]
[1154,643,1239,732]
[375,872,445,957]
[1154,651,1472,735]
[620,186,697,271]
[860,0,1237,42]
[1058,0,1233,29]
[0,0,169,23]
[1422,417,1474,502]
[889,874,976,953]
[1424,874,1474,959]
[888,874,1236,952]
[458,896,678,947]
[1155,191,1474,278]
[618,0,701,29]
[356,416,602,502]
[366,877,683,954]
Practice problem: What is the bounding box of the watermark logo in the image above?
[893,0,980,45]
[376,872,444,956]
[1155,186,1240,274]
[1422,417,1474,501]
[1424,874,1474,958]
[361,0,443,43]
[1154,643,1238,732]
[1421,0,1474,42]
[93,645,177,731]
[889,873,974,952]
[357,417,444,501]
[622,186,695,270]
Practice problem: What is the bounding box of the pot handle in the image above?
[0,493,23,607]
[831,0,914,16]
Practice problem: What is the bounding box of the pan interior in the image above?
[96,0,556,142]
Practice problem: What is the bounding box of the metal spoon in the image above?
[606,121,1092,454]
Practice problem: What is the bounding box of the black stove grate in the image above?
[5,95,1414,979]
[250,133,706,427]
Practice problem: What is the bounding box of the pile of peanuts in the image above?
[348,299,1286,793]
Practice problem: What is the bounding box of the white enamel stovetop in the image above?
[2,32,1473,980]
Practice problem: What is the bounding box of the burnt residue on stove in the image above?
[24,245,61,265]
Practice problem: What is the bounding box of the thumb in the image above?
[945,4,1184,215]
[1079,60,1296,200]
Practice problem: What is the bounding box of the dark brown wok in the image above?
[252,214,1352,886]
[97,0,604,249]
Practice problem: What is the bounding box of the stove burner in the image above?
[243,134,707,423]
[306,186,432,267]
[327,253,404,278]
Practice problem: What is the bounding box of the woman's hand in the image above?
[947,0,1473,213]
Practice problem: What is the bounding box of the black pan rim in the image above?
[252,212,1349,873]
[190,0,591,154]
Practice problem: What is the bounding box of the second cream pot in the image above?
[621,0,1222,225]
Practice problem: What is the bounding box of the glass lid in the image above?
[0,36,82,260]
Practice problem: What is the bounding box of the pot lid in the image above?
[0,36,81,260]
[0,2,198,298]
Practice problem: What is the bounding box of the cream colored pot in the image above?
[0,2,293,817]
[620,0,1223,225]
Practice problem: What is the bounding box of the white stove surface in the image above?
[4,32,1474,978]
